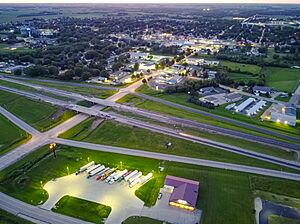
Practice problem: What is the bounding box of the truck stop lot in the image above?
[40,173,201,224]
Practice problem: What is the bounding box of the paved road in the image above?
[2,78,300,152]
[134,92,300,144]
[0,192,92,224]
[2,84,300,169]
[4,75,118,91]
[259,200,300,224]
[289,84,300,104]
[54,138,300,182]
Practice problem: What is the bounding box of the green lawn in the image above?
[0,90,75,132]
[275,95,292,102]
[268,215,300,224]
[59,118,297,172]
[52,195,111,224]
[124,216,164,224]
[0,43,34,54]
[0,208,33,224]
[0,113,31,156]
[227,72,257,83]
[121,91,300,142]
[1,145,300,224]
[25,80,117,99]
[264,67,300,92]
[220,61,262,74]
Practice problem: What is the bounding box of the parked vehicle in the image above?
[129,178,140,188]
[158,192,162,200]
[124,170,138,182]
[113,169,128,181]
[140,173,153,184]
[128,172,142,184]
[101,168,116,181]
[105,172,117,183]
[96,167,110,180]
[87,165,105,179]
[76,161,95,175]
[86,164,101,174]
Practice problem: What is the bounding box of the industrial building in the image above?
[246,100,266,116]
[164,175,199,211]
[269,103,297,126]
[235,97,256,112]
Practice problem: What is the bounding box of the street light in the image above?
[67,166,69,175]
[120,161,123,169]
[40,181,43,188]
[87,157,90,162]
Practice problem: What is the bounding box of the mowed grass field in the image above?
[0,90,74,131]
[52,195,111,224]
[1,145,300,224]
[0,114,31,156]
[25,80,117,99]
[268,215,300,224]
[220,61,262,74]
[227,72,257,83]
[59,118,296,172]
[124,216,164,224]
[264,67,300,92]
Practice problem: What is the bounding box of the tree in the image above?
[24,65,48,77]
[134,62,140,71]
[14,68,22,76]
[85,50,99,60]
[59,70,74,81]
[48,66,59,77]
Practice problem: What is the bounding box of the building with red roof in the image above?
[164,175,199,211]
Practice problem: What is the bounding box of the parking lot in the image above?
[41,168,201,224]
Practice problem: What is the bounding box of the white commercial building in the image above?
[269,104,297,126]
[246,100,266,116]
[235,98,256,112]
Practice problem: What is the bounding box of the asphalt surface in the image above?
[1,77,300,152]
[134,92,300,144]
[0,192,92,224]
[1,84,300,170]
[259,200,300,224]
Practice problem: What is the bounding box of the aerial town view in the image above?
[0,1,299,224]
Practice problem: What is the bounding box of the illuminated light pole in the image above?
[120,161,123,170]
[88,157,90,162]
[67,166,69,175]
[40,181,43,188]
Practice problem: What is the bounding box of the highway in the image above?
[133,92,300,144]
[0,192,92,224]
[2,83,300,170]
[54,138,300,182]
[1,77,300,151]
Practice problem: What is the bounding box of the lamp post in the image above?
[120,161,123,170]
[67,166,69,175]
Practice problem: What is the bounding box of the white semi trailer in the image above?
[128,172,142,184]
[76,161,95,175]
[86,164,101,174]
[87,165,105,178]
[129,178,140,188]
[113,169,128,181]
[140,173,153,184]
[124,170,138,182]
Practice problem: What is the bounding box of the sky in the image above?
[1,0,300,3]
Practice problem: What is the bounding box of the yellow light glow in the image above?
[276,119,280,123]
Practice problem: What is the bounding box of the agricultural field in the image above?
[0,208,33,224]
[263,67,300,92]
[0,90,75,132]
[0,113,31,156]
[52,195,111,224]
[59,118,296,172]
[220,61,262,74]
[1,145,300,224]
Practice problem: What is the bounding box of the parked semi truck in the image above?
[124,170,138,182]
[87,165,105,179]
[128,172,142,184]
[96,167,110,180]
[113,169,128,181]
[140,173,153,184]
[101,168,116,181]
[76,161,95,175]
[129,178,140,188]
[106,171,117,183]
[86,164,99,174]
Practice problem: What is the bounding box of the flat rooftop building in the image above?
[235,97,256,112]
[269,103,297,126]
[164,175,199,211]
